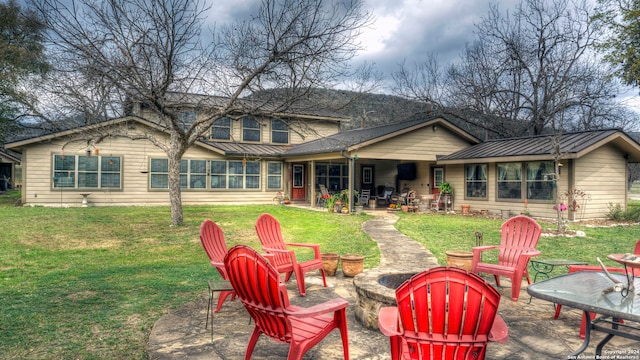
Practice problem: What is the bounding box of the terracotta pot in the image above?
[461,204,470,215]
[321,253,339,276]
[445,250,473,271]
[401,205,409,212]
[341,254,364,277]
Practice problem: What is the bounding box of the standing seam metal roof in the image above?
[437,129,622,161]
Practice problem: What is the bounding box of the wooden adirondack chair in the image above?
[224,245,350,360]
[199,219,235,313]
[378,267,508,360]
[255,213,327,296]
[472,215,542,301]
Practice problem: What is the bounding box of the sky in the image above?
[206,0,640,114]
[208,0,519,78]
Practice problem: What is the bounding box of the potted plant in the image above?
[283,194,291,204]
[440,181,453,194]
[354,202,364,213]
[326,194,337,213]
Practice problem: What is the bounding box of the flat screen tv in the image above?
[397,163,417,180]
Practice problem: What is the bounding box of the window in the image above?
[189,160,207,189]
[497,163,522,199]
[267,162,283,189]
[212,117,231,140]
[150,158,170,189]
[150,158,206,189]
[433,167,444,188]
[465,164,487,198]
[242,116,261,142]
[315,162,348,192]
[53,154,121,189]
[526,161,554,200]
[210,160,261,190]
[178,110,196,130]
[271,118,289,144]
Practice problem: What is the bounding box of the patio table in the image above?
[527,271,640,357]
[529,258,588,282]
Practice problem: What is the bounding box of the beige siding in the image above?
[355,126,471,161]
[445,163,569,219]
[574,145,627,219]
[444,145,627,219]
[21,131,285,207]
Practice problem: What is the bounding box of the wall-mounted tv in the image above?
[397,162,417,180]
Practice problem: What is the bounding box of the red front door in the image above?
[291,164,306,200]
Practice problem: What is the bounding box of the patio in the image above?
[148,211,639,359]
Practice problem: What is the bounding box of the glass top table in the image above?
[528,271,640,356]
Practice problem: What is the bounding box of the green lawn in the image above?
[395,206,640,273]
[1,189,638,359]
[0,192,377,359]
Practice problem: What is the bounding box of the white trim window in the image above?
[210,160,261,190]
[465,164,487,199]
[53,154,122,189]
[267,162,283,190]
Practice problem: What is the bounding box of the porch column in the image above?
[348,157,354,213]
[309,160,316,208]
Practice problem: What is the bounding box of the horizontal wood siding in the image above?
[355,126,471,160]
[574,145,627,219]
[445,163,570,219]
[22,133,284,207]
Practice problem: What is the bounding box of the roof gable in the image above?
[284,115,480,156]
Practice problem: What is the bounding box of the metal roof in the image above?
[284,115,476,156]
[437,129,640,163]
[199,141,288,157]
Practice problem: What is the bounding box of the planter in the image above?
[401,205,409,212]
[354,205,364,213]
[321,253,340,276]
[445,250,473,271]
[341,254,364,277]
[461,204,470,215]
[334,200,342,213]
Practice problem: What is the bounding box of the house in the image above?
[5,94,640,219]
[0,148,20,191]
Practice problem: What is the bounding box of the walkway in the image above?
[147,211,637,359]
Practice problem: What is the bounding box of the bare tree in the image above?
[394,0,630,138]
[29,0,373,225]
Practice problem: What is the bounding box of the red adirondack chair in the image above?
[224,244,350,360]
[255,213,327,296]
[378,267,508,360]
[472,215,542,301]
[199,219,235,313]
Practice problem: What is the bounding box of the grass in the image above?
[0,190,377,359]
[2,188,639,359]
[396,202,640,274]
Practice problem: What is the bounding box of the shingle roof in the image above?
[437,129,637,162]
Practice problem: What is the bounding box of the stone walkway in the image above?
[147,211,639,359]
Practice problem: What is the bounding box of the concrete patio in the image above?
[147,211,639,359]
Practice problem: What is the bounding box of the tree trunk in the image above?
[168,153,184,226]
